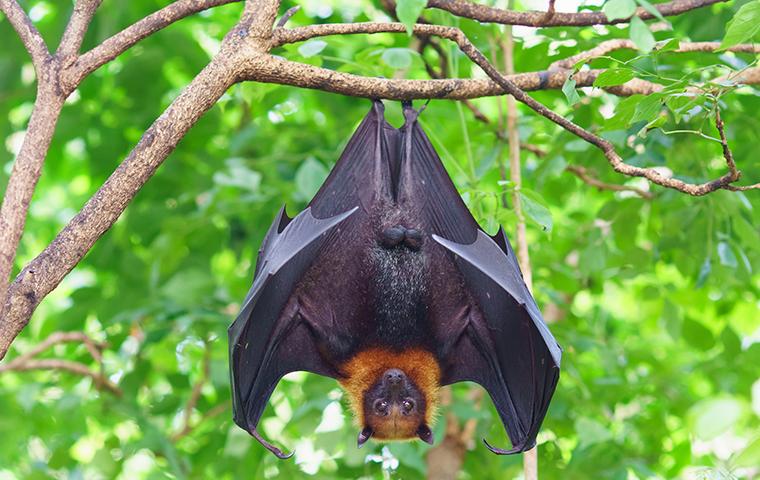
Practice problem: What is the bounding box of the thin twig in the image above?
[276,6,300,28]
[426,0,726,27]
[0,331,120,396]
[0,359,122,395]
[172,345,212,441]
[566,166,653,199]
[549,40,760,70]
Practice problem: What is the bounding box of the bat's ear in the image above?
[417,424,434,445]
[357,426,373,448]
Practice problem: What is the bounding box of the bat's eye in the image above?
[374,400,390,416]
[401,399,415,413]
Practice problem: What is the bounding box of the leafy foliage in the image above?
[0,0,759,479]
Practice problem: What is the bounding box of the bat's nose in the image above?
[383,368,405,386]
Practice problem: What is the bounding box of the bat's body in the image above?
[229,102,561,458]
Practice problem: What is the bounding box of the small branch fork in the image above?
[0,331,121,396]
[0,0,757,364]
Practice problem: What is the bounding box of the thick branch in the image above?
[0,45,241,360]
[70,0,242,84]
[0,0,50,70]
[0,88,65,335]
[271,20,750,196]
[426,0,726,27]
[57,0,103,59]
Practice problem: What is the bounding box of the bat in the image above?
[228,101,561,458]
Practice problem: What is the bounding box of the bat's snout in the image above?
[383,368,406,387]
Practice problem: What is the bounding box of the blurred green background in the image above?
[1,0,759,478]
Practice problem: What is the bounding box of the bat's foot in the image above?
[251,428,294,459]
[380,225,423,251]
[482,437,530,455]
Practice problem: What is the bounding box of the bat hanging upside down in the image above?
[228,101,561,458]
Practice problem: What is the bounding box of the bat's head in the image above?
[358,368,433,445]
[339,348,440,447]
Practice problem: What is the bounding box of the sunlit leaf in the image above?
[720,0,760,49]
[382,48,413,69]
[603,0,637,21]
[396,0,427,35]
[630,17,656,52]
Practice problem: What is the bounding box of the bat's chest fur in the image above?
[366,212,430,350]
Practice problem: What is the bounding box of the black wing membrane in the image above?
[228,206,357,457]
[229,102,397,457]
[434,231,561,453]
[395,104,561,453]
[309,100,398,219]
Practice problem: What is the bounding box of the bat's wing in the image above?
[308,100,398,218]
[396,105,480,244]
[433,230,561,454]
[229,102,401,457]
[396,104,561,453]
[228,206,356,458]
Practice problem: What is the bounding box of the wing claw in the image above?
[252,429,294,460]
[482,437,528,455]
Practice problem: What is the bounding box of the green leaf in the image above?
[575,417,613,448]
[690,397,744,439]
[295,157,329,201]
[605,95,642,129]
[562,75,581,106]
[635,0,666,22]
[297,40,327,58]
[720,0,760,50]
[603,0,637,21]
[520,191,553,233]
[382,48,413,69]
[396,0,427,35]
[717,241,738,268]
[593,68,635,87]
[682,318,715,351]
[630,17,656,52]
[631,94,663,124]
[656,37,681,53]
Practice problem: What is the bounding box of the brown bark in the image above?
[427,0,726,27]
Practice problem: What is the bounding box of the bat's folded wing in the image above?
[433,230,561,454]
[228,205,356,456]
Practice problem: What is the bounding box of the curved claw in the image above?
[482,438,524,455]
[251,428,294,459]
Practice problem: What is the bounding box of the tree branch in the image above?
[69,0,242,84]
[271,21,750,197]
[0,359,122,395]
[172,345,212,441]
[0,43,242,359]
[426,0,726,27]
[566,166,653,198]
[57,0,103,59]
[0,0,50,70]
[0,331,120,396]
[0,88,65,340]
[549,40,760,70]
